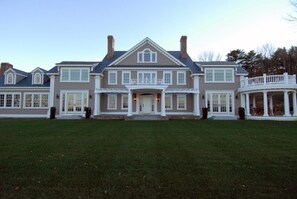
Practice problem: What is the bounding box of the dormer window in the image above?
[6,73,14,84]
[138,48,157,63]
[33,73,42,84]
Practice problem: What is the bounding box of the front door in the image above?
[141,95,153,114]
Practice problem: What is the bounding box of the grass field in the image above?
[0,119,297,198]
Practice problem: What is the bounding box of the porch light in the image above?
[202,95,205,99]
[56,94,59,99]
[157,93,161,102]
[236,95,238,99]
[133,93,137,101]
[89,94,92,99]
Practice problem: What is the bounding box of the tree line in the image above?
[226,45,297,77]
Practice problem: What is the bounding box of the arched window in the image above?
[34,73,41,84]
[6,73,14,84]
[138,48,157,63]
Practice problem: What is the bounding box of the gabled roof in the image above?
[92,51,126,73]
[31,67,47,74]
[108,37,186,67]
[0,68,50,87]
[4,68,28,77]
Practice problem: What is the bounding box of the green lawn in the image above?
[0,119,297,198]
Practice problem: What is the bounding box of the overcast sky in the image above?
[0,0,296,71]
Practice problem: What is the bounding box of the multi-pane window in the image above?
[138,48,157,63]
[6,73,14,84]
[177,72,186,85]
[122,94,128,109]
[0,93,21,108]
[24,93,48,108]
[177,94,186,110]
[34,73,42,84]
[164,72,172,84]
[61,68,89,82]
[108,94,117,110]
[122,72,130,84]
[108,71,117,85]
[165,94,172,110]
[205,69,234,82]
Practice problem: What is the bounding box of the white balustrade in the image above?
[129,79,164,85]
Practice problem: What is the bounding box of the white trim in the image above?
[108,37,186,67]
[166,112,193,115]
[5,72,15,85]
[205,68,234,83]
[0,92,21,109]
[163,71,172,85]
[121,94,128,110]
[177,94,187,110]
[137,48,157,63]
[23,92,49,109]
[122,71,131,85]
[105,67,188,70]
[107,94,117,110]
[59,90,89,116]
[108,71,117,85]
[100,112,127,115]
[165,94,173,110]
[0,87,50,90]
[60,68,90,82]
[177,71,186,85]
[0,114,47,118]
[205,90,235,117]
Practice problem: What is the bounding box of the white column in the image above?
[245,93,250,116]
[293,91,297,116]
[269,95,274,116]
[161,90,166,116]
[193,76,200,116]
[240,93,245,108]
[263,91,269,117]
[284,90,290,116]
[263,74,267,85]
[136,93,140,114]
[94,76,101,115]
[128,89,132,116]
[252,96,256,109]
[48,75,55,118]
[284,72,289,84]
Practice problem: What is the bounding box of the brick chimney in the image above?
[0,63,13,76]
[180,36,187,59]
[107,35,114,59]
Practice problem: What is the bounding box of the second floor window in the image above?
[33,73,42,84]
[6,73,14,84]
[138,48,157,63]
[61,68,89,82]
[205,69,234,83]
[108,71,117,85]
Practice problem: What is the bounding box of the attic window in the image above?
[33,73,42,84]
[6,73,14,84]
[138,48,157,63]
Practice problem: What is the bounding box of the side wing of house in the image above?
[0,66,50,118]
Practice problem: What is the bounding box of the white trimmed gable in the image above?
[108,37,186,67]
[31,67,45,85]
[4,68,16,85]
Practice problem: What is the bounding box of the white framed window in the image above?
[33,73,42,84]
[137,48,157,63]
[121,94,128,109]
[108,94,117,110]
[177,71,186,85]
[0,93,21,108]
[122,71,131,85]
[165,94,172,110]
[205,68,234,83]
[108,71,117,85]
[60,68,89,82]
[6,73,14,84]
[177,94,187,110]
[24,93,49,108]
[163,72,172,85]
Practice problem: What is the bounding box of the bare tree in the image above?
[198,51,222,61]
[286,0,297,22]
[257,43,276,74]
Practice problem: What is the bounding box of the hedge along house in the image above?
[0,35,296,120]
